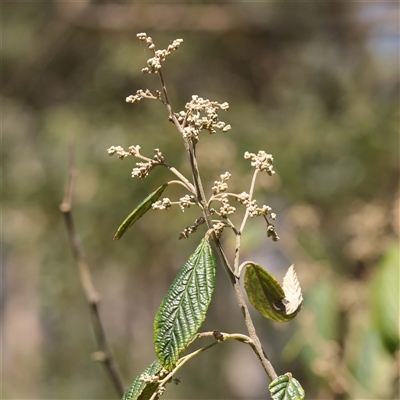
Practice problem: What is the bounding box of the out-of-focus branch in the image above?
[60,138,125,397]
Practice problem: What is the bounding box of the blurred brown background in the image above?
[3,2,399,399]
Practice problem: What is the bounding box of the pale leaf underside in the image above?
[282,265,303,315]
[244,263,302,322]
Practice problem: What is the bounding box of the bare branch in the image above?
[60,138,125,397]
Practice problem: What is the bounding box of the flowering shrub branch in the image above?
[108,33,304,400]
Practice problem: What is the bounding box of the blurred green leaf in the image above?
[293,279,340,382]
[122,359,162,400]
[269,373,305,400]
[347,316,396,399]
[306,280,339,340]
[370,243,400,353]
[154,238,216,370]
[114,184,168,240]
[244,263,301,322]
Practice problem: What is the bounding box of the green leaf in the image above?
[349,321,395,398]
[244,263,302,322]
[114,184,168,240]
[370,243,400,353]
[122,359,162,400]
[154,238,216,370]
[269,373,305,400]
[306,280,338,340]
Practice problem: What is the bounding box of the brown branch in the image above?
[60,138,125,397]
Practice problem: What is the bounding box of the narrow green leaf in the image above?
[114,184,168,240]
[244,263,301,322]
[122,359,162,400]
[154,238,216,370]
[269,373,305,400]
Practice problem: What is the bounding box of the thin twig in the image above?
[234,169,259,275]
[149,330,268,400]
[60,138,125,397]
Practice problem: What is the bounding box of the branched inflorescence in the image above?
[137,32,183,74]
[126,89,163,104]
[108,33,279,242]
[107,145,165,179]
[244,150,275,176]
[212,172,231,195]
[173,95,231,142]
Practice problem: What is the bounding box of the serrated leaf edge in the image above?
[122,359,162,400]
[282,265,303,315]
[154,238,216,370]
[269,374,305,400]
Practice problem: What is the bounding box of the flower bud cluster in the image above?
[250,204,271,218]
[239,196,275,219]
[107,145,141,159]
[126,89,162,104]
[236,191,279,241]
[212,221,226,238]
[140,373,159,384]
[212,172,231,195]
[152,198,172,210]
[218,194,236,217]
[179,216,205,240]
[179,194,196,212]
[152,148,164,163]
[132,150,164,178]
[236,192,264,217]
[107,145,129,159]
[131,162,154,179]
[139,367,169,388]
[137,32,183,74]
[244,151,275,175]
[236,192,260,217]
[174,95,231,141]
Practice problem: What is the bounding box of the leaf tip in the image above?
[113,231,121,240]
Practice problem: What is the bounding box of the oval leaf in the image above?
[154,238,216,370]
[114,184,168,240]
[122,359,162,400]
[244,263,301,322]
[269,373,305,400]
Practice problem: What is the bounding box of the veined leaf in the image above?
[154,238,216,370]
[269,373,305,400]
[122,359,162,400]
[244,264,302,323]
[114,184,168,240]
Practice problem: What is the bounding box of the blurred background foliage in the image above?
[3,2,399,399]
